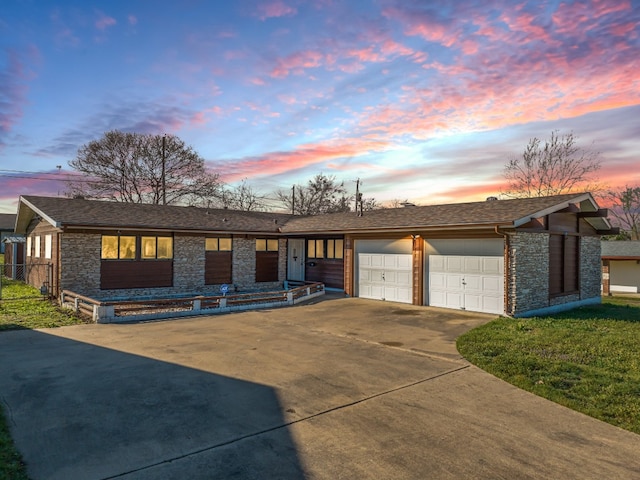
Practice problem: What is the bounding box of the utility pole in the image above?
[291,185,295,214]
[355,178,363,216]
[161,134,166,205]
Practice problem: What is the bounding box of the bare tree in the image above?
[276,173,352,215]
[68,130,222,205]
[606,186,640,240]
[361,197,381,211]
[219,179,268,211]
[502,130,602,198]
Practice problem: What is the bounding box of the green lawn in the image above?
[0,278,87,330]
[458,295,640,435]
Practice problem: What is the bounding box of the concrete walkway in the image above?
[1,296,639,479]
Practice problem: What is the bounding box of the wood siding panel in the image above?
[256,252,278,282]
[305,259,344,289]
[549,212,578,233]
[205,251,232,284]
[344,236,353,296]
[549,234,579,296]
[549,235,563,295]
[101,260,173,289]
[565,236,579,292]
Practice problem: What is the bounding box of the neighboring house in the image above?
[14,193,614,317]
[0,213,16,254]
[3,236,26,280]
[601,241,640,294]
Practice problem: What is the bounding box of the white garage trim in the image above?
[429,255,504,314]
[358,253,413,304]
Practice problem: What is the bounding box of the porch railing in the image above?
[60,282,325,323]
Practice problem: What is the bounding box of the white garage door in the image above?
[359,254,412,304]
[429,255,504,314]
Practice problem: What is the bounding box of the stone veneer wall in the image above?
[60,233,286,299]
[60,232,102,296]
[507,232,602,316]
[579,236,602,300]
[507,232,550,316]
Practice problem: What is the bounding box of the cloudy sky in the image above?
[1,0,639,213]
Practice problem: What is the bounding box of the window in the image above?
[34,236,40,258]
[256,238,279,282]
[206,237,233,251]
[327,239,344,259]
[308,239,324,259]
[308,239,343,259]
[119,236,136,259]
[44,235,52,259]
[102,235,172,260]
[256,238,279,252]
[26,236,31,257]
[142,236,173,259]
[102,235,135,260]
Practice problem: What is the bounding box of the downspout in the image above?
[495,225,514,316]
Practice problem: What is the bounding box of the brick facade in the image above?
[58,232,286,299]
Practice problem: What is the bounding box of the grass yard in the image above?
[458,295,640,435]
[0,278,87,330]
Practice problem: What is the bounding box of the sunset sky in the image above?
[1,0,639,213]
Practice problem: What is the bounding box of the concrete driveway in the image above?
[1,296,639,479]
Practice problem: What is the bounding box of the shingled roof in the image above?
[16,192,605,236]
[16,196,292,234]
[281,193,601,233]
[601,240,640,259]
[0,213,16,231]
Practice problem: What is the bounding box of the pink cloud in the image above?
[127,15,137,26]
[216,138,390,182]
[256,1,297,21]
[224,49,248,60]
[0,47,39,146]
[95,12,117,31]
[552,0,631,35]
[383,6,456,47]
[270,50,324,78]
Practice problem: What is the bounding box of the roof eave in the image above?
[60,224,283,235]
[512,193,596,228]
[15,197,62,234]
[284,221,514,235]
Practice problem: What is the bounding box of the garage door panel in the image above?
[481,276,502,293]
[464,257,482,273]
[430,272,446,288]
[446,274,463,289]
[370,255,384,268]
[430,255,445,271]
[429,255,504,314]
[445,257,463,272]
[358,253,412,304]
[482,257,502,275]
[445,292,463,309]
[481,296,502,314]
[395,271,412,285]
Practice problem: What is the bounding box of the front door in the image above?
[287,239,305,281]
